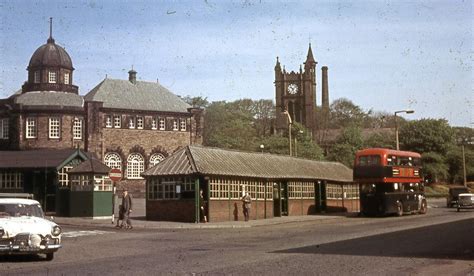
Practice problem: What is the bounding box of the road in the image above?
[1,200,473,275]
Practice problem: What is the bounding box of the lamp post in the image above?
[260,144,265,153]
[283,110,292,156]
[394,109,414,150]
[294,130,304,157]
[459,137,473,187]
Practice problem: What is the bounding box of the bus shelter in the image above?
[142,146,355,223]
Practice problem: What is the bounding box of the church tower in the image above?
[275,44,317,136]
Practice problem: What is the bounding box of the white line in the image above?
[62,230,113,238]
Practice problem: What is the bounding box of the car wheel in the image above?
[45,253,54,261]
[396,202,403,217]
[419,199,427,214]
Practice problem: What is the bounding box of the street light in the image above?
[459,137,473,187]
[260,144,265,153]
[283,110,292,156]
[394,109,414,150]
[294,130,304,157]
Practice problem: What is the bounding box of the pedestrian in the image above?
[242,192,252,221]
[115,204,124,228]
[200,189,207,223]
[121,189,133,229]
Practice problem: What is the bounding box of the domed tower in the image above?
[22,18,78,94]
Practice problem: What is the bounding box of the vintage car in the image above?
[0,198,62,260]
[446,186,469,208]
[457,193,474,212]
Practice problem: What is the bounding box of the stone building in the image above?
[274,44,330,138]
[0,21,203,210]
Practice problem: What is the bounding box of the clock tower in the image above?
[275,44,317,137]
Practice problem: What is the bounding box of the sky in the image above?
[0,0,472,127]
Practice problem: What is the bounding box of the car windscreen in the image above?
[0,203,44,218]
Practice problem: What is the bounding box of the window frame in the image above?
[0,118,9,139]
[48,117,61,139]
[64,72,70,84]
[129,116,136,129]
[105,115,113,128]
[172,119,179,131]
[136,116,144,129]
[73,117,82,140]
[159,118,166,130]
[151,117,157,130]
[26,117,37,139]
[48,71,57,83]
[34,71,40,83]
[126,153,144,179]
[180,118,186,131]
[104,152,122,171]
[113,115,121,128]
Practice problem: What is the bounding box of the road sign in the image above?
[109,168,122,182]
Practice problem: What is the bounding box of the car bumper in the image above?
[0,244,61,254]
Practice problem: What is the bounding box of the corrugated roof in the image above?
[84,78,190,113]
[13,91,84,108]
[67,158,111,174]
[0,149,87,169]
[143,146,353,183]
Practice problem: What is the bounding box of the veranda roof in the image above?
[142,146,353,183]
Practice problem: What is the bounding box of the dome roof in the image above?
[28,38,73,70]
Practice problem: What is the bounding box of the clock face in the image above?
[287,83,298,95]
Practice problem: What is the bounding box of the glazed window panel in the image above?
[149,153,166,167]
[172,119,179,131]
[105,115,112,128]
[129,117,136,129]
[49,117,60,139]
[126,153,144,179]
[136,116,144,129]
[93,175,113,191]
[64,73,70,84]
[159,118,166,130]
[113,115,121,128]
[148,178,164,200]
[48,71,56,83]
[58,166,73,188]
[266,183,273,200]
[0,172,23,189]
[73,118,82,140]
[26,117,37,138]
[151,117,157,130]
[0,118,8,139]
[180,119,186,131]
[34,71,40,83]
[104,152,122,171]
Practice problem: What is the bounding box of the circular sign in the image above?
[109,168,122,182]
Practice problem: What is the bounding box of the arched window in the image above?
[149,153,166,167]
[127,153,144,179]
[104,152,122,171]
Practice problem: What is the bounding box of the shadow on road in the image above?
[273,218,474,261]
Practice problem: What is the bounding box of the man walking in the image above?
[242,192,252,221]
[121,189,133,229]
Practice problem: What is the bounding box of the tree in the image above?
[422,152,449,183]
[181,96,209,108]
[399,119,454,154]
[327,125,364,168]
[329,98,367,128]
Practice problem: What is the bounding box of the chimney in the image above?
[321,66,329,111]
[128,69,137,84]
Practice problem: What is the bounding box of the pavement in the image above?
[54,198,447,230]
[54,198,347,229]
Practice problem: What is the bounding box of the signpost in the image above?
[109,169,122,224]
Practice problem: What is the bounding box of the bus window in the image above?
[361,184,376,194]
[359,156,368,166]
[387,155,397,166]
[399,156,414,166]
[359,155,381,166]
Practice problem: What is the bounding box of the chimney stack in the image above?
[128,69,137,84]
[321,66,329,111]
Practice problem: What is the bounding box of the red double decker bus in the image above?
[354,148,427,216]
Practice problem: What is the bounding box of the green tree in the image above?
[181,95,209,108]
[399,119,454,154]
[329,98,367,128]
[327,125,364,167]
[422,152,449,183]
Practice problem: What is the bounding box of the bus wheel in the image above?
[396,202,403,216]
[419,199,427,214]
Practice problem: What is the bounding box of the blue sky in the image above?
[1,0,472,127]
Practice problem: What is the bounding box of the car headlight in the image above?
[52,225,61,236]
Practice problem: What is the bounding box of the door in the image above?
[281,182,288,216]
[273,183,281,217]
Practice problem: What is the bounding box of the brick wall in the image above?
[209,199,274,222]
[326,199,360,213]
[287,199,316,216]
[146,200,195,222]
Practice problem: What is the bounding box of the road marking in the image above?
[62,230,114,238]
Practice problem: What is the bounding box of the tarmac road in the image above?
[0,199,473,275]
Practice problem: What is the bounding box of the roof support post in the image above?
[195,178,200,223]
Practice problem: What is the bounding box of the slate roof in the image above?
[142,146,353,183]
[84,78,191,112]
[67,158,111,174]
[13,91,84,108]
[0,149,88,169]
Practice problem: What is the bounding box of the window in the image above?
[104,152,122,170]
[105,115,112,128]
[180,119,186,131]
[126,153,144,179]
[113,115,121,128]
[159,118,166,130]
[48,71,56,83]
[136,116,144,129]
[49,117,60,138]
[34,71,40,83]
[129,117,135,129]
[148,176,194,200]
[26,117,37,138]
[149,153,166,167]
[208,178,269,200]
[151,117,157,130]
[172,119,179,131]
[64,73,70,84]
[0,118,8,139]
[326,184,359,199]
[73,118,82,140]
[0,172,23,189]
[58,166,73,188]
